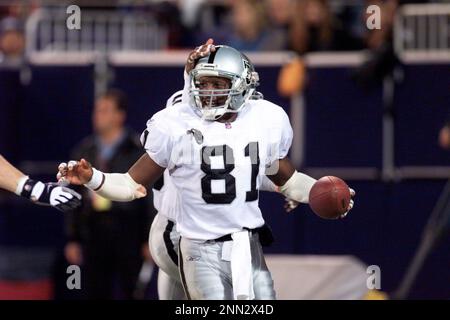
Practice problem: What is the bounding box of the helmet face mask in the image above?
[189,45,259,121]
[195,76,232,109]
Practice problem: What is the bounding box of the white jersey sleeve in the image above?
[277,108,293,159]
[140,115,174,168]
[140,110,179,221]
[260,101,293,169]
[147,94,185,221]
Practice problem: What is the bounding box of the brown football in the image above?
[309,176,351,219]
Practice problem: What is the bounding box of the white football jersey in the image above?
[141,90,185,222]
[142,99,293,240]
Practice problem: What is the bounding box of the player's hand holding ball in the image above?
[284,198,299,213]
[309,176,355,219]
[57,159,93,185]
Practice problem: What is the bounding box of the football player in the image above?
[57,43,355,300]
[150,86,284,300]
[0,154,81,212]
[146,42,295,300]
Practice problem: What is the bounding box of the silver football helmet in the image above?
[189,45,260,121]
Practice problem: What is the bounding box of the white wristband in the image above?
[84,168,105,191]
[15,175,29,196]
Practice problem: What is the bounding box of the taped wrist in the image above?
[84,169,142,202]
[279,171,317,204]
[85,168,105,191]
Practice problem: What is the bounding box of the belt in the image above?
[213,226,262,242]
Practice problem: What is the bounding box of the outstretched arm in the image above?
[57,154,165,202]
[0,154,81,212]
[0,154,25,193]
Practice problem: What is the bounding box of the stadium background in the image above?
[0,0,449,299]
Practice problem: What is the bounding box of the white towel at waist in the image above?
[230,230,254,300]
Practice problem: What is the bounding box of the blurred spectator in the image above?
[264,0,293,50]
[363,0,397,50]
[64,89,155,299]
[288,0,364,55]
[352,0,400,89]
[225,0,285,51]
[266,0,292,31]
[184,0,232,47]
[0,17,25,62]
[151,1,191,49]
[0,0,38,63]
